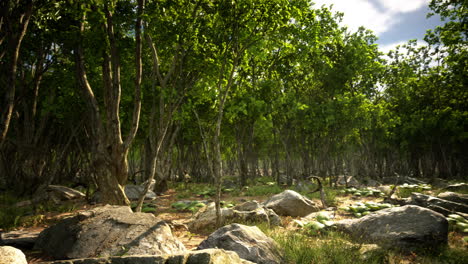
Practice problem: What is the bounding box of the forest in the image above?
[0,0,467,207]
[1,0,468,263]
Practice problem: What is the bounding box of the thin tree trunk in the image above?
[0,0,33,145]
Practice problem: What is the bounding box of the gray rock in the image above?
[264,190,319,217]
[363,179,381,187]
[437,192,468,205]
[430,178,450,188]
[0,246,27,264]
[35,205,186,259]
[33,185,86,204]
[234,201,262,211]
[188,203,235,231]
[382,176,425,185]
[47,185,86,200]
[443,183,468,193]
[408,193,468,216]
[336,176,360,187]
[38,249,254,264]
[377,185,394,195]
[0,230,40,248]
[124,184,157,200]
[335,205,448,252]
[198,224,283,264]
[188,203,280,232]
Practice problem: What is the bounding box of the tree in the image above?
[0,0,34,145]
[73,0,144,205]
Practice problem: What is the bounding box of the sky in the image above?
[311,0,444,54]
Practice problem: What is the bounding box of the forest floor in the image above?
[2,180,467,263]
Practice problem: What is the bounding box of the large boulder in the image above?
[189,202,280,232]
[37,249,254,264]
[197,224,283,264]
[408,192,468,216]
[35,205,186,259]
[0,229,40,249]
[264,190,319,217]
[0,246,27,264]
[437,192,468,205]
[335,205,448,252]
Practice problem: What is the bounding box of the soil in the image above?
[15,189,274,263]
[5,187,466,263]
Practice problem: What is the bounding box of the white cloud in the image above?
[312,0,430,36]
[312,0,397,35]
[378,0,429,13]
[379,41,407,54]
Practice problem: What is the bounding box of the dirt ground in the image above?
[21,189,276,263]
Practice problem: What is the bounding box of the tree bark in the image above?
[0,0,33,145]
[73,2,143,205]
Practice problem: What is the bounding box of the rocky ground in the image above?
[1,179,467,264]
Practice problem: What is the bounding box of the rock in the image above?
[0,230,40,249]
[429,178,450,188]
[443,183,468,193]
[288,219,307,229]
[38,249,254,264]
[47,185,86,200]
[198,224,283,264]
[233,201,261,211]
[363,179,381,187]
[188,203,235,231]
[264,190,319,217]
[335,205,448,252]
[34,205,186,259]
[303,210,335,221]
[408,192,468,216]
[0,246,27,264]
[377,185,394,195]
[124,184,157,201]
[437,192,468,205]
[33,185,86,204]
[382,176,425,185]
[336,176,360,187]
[189,203,280,232]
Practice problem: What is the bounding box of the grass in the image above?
[266,229,386,264]
[262,226,468,264]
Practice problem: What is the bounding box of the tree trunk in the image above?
[73,3,143,205]
[0,0,33,145]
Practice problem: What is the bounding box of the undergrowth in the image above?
[262,227,468,264]
[0,192,77,231]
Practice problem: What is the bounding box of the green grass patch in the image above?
[268,230,385,264]
[397,183,432,198]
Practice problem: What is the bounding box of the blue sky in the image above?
[312,0,444,53]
